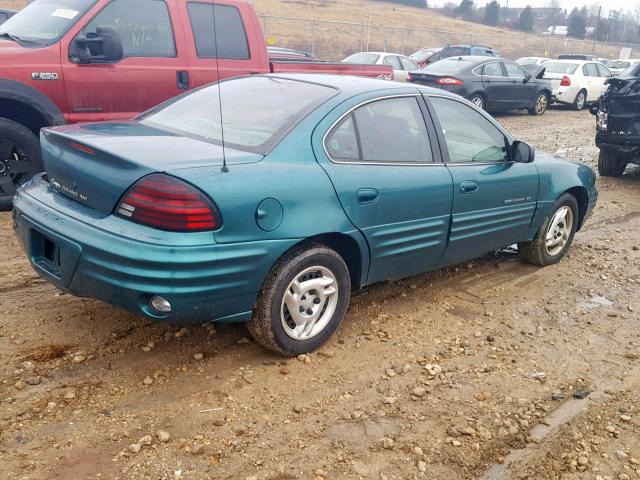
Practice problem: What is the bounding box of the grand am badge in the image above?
[32,72,60,81]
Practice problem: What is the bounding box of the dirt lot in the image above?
[0,108,639,480]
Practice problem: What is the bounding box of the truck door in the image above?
[179,0,269,88]
[61,0,188,123]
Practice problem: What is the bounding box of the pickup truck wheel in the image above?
[0,118,42,211]
[248,244,351,356]
[597,149,627,177]
[529,92,549,116]
[518,193,579,267]
[573,90,587,111]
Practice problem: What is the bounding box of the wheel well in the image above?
[0,98,50,137]
[566,186,589,231]
[304,233,364,290]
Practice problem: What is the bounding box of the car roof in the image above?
[438,55,502,63]
[546,59,594,65]
[264,73,457,97]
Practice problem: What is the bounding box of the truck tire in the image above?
[0,118,42,211]
[247,243,351,356]
[597,149,627,177]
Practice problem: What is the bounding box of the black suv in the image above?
[428,44,501,64]
[590,66,640,177]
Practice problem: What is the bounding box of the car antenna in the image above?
[211,0,229,173]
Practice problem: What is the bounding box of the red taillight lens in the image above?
[436,77,463,86]
[560,75,571,86]
[116,174,221,232]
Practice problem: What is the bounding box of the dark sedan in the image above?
[408,56,553,115]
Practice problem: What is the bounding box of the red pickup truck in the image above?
[0,0,392,209]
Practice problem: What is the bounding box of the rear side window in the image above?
[384,56,403,70]
[504,62,526,79]
[83,0,176,57]
[482,62,503,76]
[325,97,432,163]
[187,3,250,59]
[400,57,418,71]
[596,64,611,77]
[583,63,599,77]
[430,96,508,163]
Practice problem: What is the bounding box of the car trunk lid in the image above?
[40,121,263,215]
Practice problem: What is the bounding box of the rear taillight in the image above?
[436,77,463,86]
[407,72,414,82]
[560,75,571,87]
[116,174,221,232]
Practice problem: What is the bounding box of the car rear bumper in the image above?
[552,85,579,104]
[13,175,298,324]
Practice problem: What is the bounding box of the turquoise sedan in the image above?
[13,74,597,356]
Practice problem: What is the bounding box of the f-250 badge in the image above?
[32,72,60,81]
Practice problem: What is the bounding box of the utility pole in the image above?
[592,5,601,54]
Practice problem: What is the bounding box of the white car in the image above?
[515,56,550,66]
[607,59,640,76]
[342,52,419,82]
[542,60,612,110]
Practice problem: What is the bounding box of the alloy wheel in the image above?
[576,93,585,110]
[280,266,339,340]
[545,206,574,256]
[536,94,548,114]
[471,96,484,109]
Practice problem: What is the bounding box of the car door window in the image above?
[504,62,526,80]
[583,63,599,77]
[400,57,419,71]
[384,56,403,70]
[429,96,508,163]
[482,61,504,76]
[83,0,176,57]
[187,3,250,59]
[325,97,433,163]
[596,63,611,78]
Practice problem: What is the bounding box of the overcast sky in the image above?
[431,0,638,15]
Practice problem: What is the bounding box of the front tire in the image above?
[572,90,587,111]
[597,149,627,177]
[248,244,351,356]
[529,92,549,116]
[0,118,42,211]
[519,194,579,267]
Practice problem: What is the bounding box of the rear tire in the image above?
[529,92,549,116]
[519,193,579,267]
[469,94,485,110]
[0,118,42,211]
[247,244,351,356]
[597,149,627,177]
[572,90,587,111]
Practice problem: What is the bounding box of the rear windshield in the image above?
[609,60,631,69]
[0,0,96,46]
[441,46,468,58]
[139,77,337,154]
[544,62,579,74]
[422,58,471,73]
[343,52,380,64]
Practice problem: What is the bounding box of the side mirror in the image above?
[512,140,535,163]
[71,25,123,64]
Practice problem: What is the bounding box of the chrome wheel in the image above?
[471,96,484,109]
[280,266,339,340]
[545,206,574,256]
[535,94,548,114]
[576,92,585,110]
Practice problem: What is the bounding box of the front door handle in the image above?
[459,181,479,194]
[357,188,379,205]
[177,71,190,90]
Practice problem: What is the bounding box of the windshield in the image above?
[544,62,579,74]
[441,47,468,58]
[609,61,631,69]
[140,77,338,154]
[343,52,380,64]
[422,58,471,73]
[0,0,96,46]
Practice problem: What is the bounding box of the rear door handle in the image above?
[459,181,479,194]
[357,188,379,204]
[177,71,190,90]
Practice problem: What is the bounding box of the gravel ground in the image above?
[0,107,639,480]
